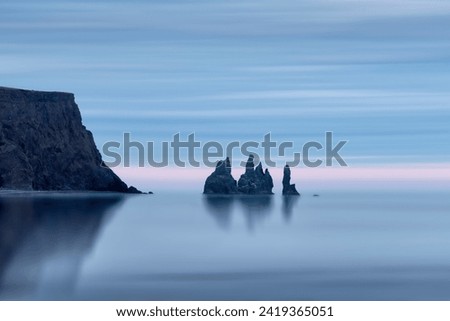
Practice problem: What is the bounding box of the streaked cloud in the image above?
[2,0,450,37]
[1,0,449,171]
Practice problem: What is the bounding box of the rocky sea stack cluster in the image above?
[237,155,273,194]
[204,155,299,195]
[0,86,142,193]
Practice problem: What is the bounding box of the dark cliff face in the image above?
[0,86,135,192]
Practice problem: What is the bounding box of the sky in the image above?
[1,0,449,191]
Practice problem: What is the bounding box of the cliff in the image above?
[0,86,139,192]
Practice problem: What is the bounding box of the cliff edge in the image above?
[0,86,140,192]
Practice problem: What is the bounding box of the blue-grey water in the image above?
[0,188,449,301]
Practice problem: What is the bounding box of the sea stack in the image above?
[0,86,141,192]
[203,155,274,195]
[282,164,300,195]
[203,157,238,194]
[237,155,274,194]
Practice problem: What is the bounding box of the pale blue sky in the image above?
[1,0,450,169]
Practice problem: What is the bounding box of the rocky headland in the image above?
[0,86,141,193]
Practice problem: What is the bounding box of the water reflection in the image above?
[282,195,300,222]
[238,196,273,230]
[203,195,274,230]
[0,193,124,300]
[203,195,234,229]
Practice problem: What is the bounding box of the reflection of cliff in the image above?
[0,193,123,300]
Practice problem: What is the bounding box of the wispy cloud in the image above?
[2,0,450,168]
[2,0,450,36]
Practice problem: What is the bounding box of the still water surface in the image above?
[0,188,449,300]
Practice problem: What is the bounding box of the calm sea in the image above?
[0,188,449,300]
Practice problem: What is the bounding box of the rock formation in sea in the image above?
[203,157,238,194]
[282,164,300,195]
[203,155,274,195]
[237,155,274,194]
[0,86,142,193]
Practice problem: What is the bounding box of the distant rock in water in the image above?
[282,164,300,196]
[203,155,273,195]
[203,157,238,194]
[0,86,142,193]
[237,155,274,194]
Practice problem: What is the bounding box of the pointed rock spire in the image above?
[282,164,300,195]
[237,156,273,194]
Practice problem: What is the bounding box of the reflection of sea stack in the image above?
[203,157,238,194]
[203,155,274,194]
[282,164,300,195]
[0,87,141,193]
[237,155,274,194]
